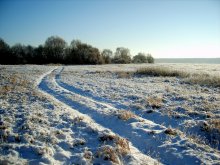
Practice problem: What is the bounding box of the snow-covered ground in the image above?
[0,64,220,165]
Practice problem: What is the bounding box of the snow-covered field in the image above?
[0,64,220,165]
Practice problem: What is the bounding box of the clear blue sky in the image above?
[0,0,220,58]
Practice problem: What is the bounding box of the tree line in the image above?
[0,36,154,65]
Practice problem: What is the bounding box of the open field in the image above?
[0,64,220,164]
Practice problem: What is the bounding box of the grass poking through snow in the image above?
[147,96,163,109]
[118,110,135,121]
[136,67,189,78]
[136,66,220,87]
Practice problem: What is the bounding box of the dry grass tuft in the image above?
[99,134,116,142]
[115,136,130,155]
[116,71,134,78]
[96,145,120,163]
[72,138,86,147]
[196,120,220,148]
[118,110,135,121]
[209,119,220,131]
[147,96,163,109]
[202,100,218,111]
[136,67,189,78]
[164,128,178,136]
[99,133,130,156]
[187,134,208,146]
[136,67,220,87]
[0,85,13,94]
[202,119,220,133]
[112,66,220,88]
[96,135,130,163]
[0,73,31,99]
[185,74,220,88]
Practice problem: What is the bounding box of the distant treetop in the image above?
[0,36,154,65]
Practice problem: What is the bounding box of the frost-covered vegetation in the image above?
[0,64,220,164]
[136,66,220,87]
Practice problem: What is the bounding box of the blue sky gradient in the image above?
[0,0,220,58]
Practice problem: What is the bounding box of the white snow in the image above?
[0,64,220,164]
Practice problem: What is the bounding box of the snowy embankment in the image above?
[0,64,220,164]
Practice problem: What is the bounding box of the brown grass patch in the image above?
[209,119,220,131]
[118,110,135,121]
[147,96,163,109]
[116,71,134,78]
[99,134,130,156]
[136,67,189,78]
[0,85,13,94]
[99,134,116,142]
[164,128,178,136]
[96,135,130,163]
[135,67,220,88]
[186,74,220,88]
[202,119,220,133]
[115,136,130,155]
[72,138,86,147]
[109,66,220,88]
[96,145,120,163]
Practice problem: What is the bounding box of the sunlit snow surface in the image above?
[0,64,220,164]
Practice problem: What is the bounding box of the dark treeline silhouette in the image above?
[0,36,154,65]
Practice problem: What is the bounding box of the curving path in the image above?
[38,67,220,165]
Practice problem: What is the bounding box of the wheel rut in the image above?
[38,67,218,165]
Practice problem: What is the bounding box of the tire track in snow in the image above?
[56,68,195,132]
[37,68,158,165]
[59,67,220,152]
[39,67,219,165]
